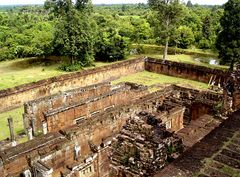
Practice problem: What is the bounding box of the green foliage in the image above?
[94,28,130,62]
[58,62,83,72]
[216,0,240,68]
[202,15,212,40]
[47,0,95,67]
[53,10,95,66]
[181,6,223,50]
[94,15,130,61]
[130,17,152,44]
[0,8,54,61]
[0,3,226,63]
[148,0,186,59]
[174,25,195,49]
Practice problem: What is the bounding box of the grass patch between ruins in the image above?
[113,71,208,90]
[143,54,228,70]
[0,58,118,90]
[0,107,24,141]
[0,71,208,141]
[0,50,227,91]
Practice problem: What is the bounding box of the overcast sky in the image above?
[0,0,228,6]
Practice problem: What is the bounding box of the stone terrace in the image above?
[0,57,239,177]
[154,110,240,177]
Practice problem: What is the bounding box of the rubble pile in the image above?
[233,64,240,89]
[110,112,183,176]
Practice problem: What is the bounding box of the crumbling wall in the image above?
[169,85,223,123]
[0,84,224,177]
[44,83,148,133]
[145,58,228,84]
[190,103,210,120]
[0,100,135,177]
[0,86,184,177]
[24,82,148,134]
[110,112,184,176]
[0,56,229,114]
[0,57,145,112]
[232,64,240,110]
[24,82,112,132]
[0,132,69,177]
[233,91,240,110]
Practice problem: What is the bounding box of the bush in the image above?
[94,29,130,62]
[58,62,83,72]
[198,38,212,49]
[0,47,15,61]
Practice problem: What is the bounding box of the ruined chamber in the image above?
[0,80,225,177]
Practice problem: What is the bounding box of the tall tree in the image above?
[148,0,185,60]
[94,15,129,62]
[186,0,193,8]
[45,0,95,67]
[202,15,212,40]
[216,0,240,70]
[174,25,195,49]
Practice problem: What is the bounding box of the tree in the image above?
[174,25,195,49]
[94,16,129,62]
[148,0,185,60]
[45,0,95,68]
[186,0,193,8]
[216,0,240,70]
[202,15,212,40]
[130,17,152,44]
[94,29,129,62]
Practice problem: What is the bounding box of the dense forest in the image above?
[0,0,238,71]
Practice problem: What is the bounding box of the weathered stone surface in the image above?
[145,58,228,84]
[1,57,238,177]
[110,112,184,176]
[0,57,145,112]
[154,110,240,177]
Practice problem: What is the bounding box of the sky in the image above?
[0,0,228,6]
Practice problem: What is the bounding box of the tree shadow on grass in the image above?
[9,57,62,70]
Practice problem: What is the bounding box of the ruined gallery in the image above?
[0,57,239,177]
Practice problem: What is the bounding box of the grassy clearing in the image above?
[113,71,208,90]
[0,107,24,141]
[0,58,65,90]
[145,54,228,70]
[131,44,229,69]
[137,44,217,56]
[0,58,126,90]
[0,50,227,91]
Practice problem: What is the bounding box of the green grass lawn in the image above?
[145,54,228,70]
[0,58,123,90]
[0,71,208,141]
[0,107,24,141]
[0,48,225,142]
[136,44,217,56]
[113,71,208,90]
[0,58,65,90]
[0,50,228,91]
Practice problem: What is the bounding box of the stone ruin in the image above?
[0,57,239,177]
[223,64,240,111]
[233,64,240,109]
[23,82,148,136]
[110,112,183,177]
[0,82,224,177]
